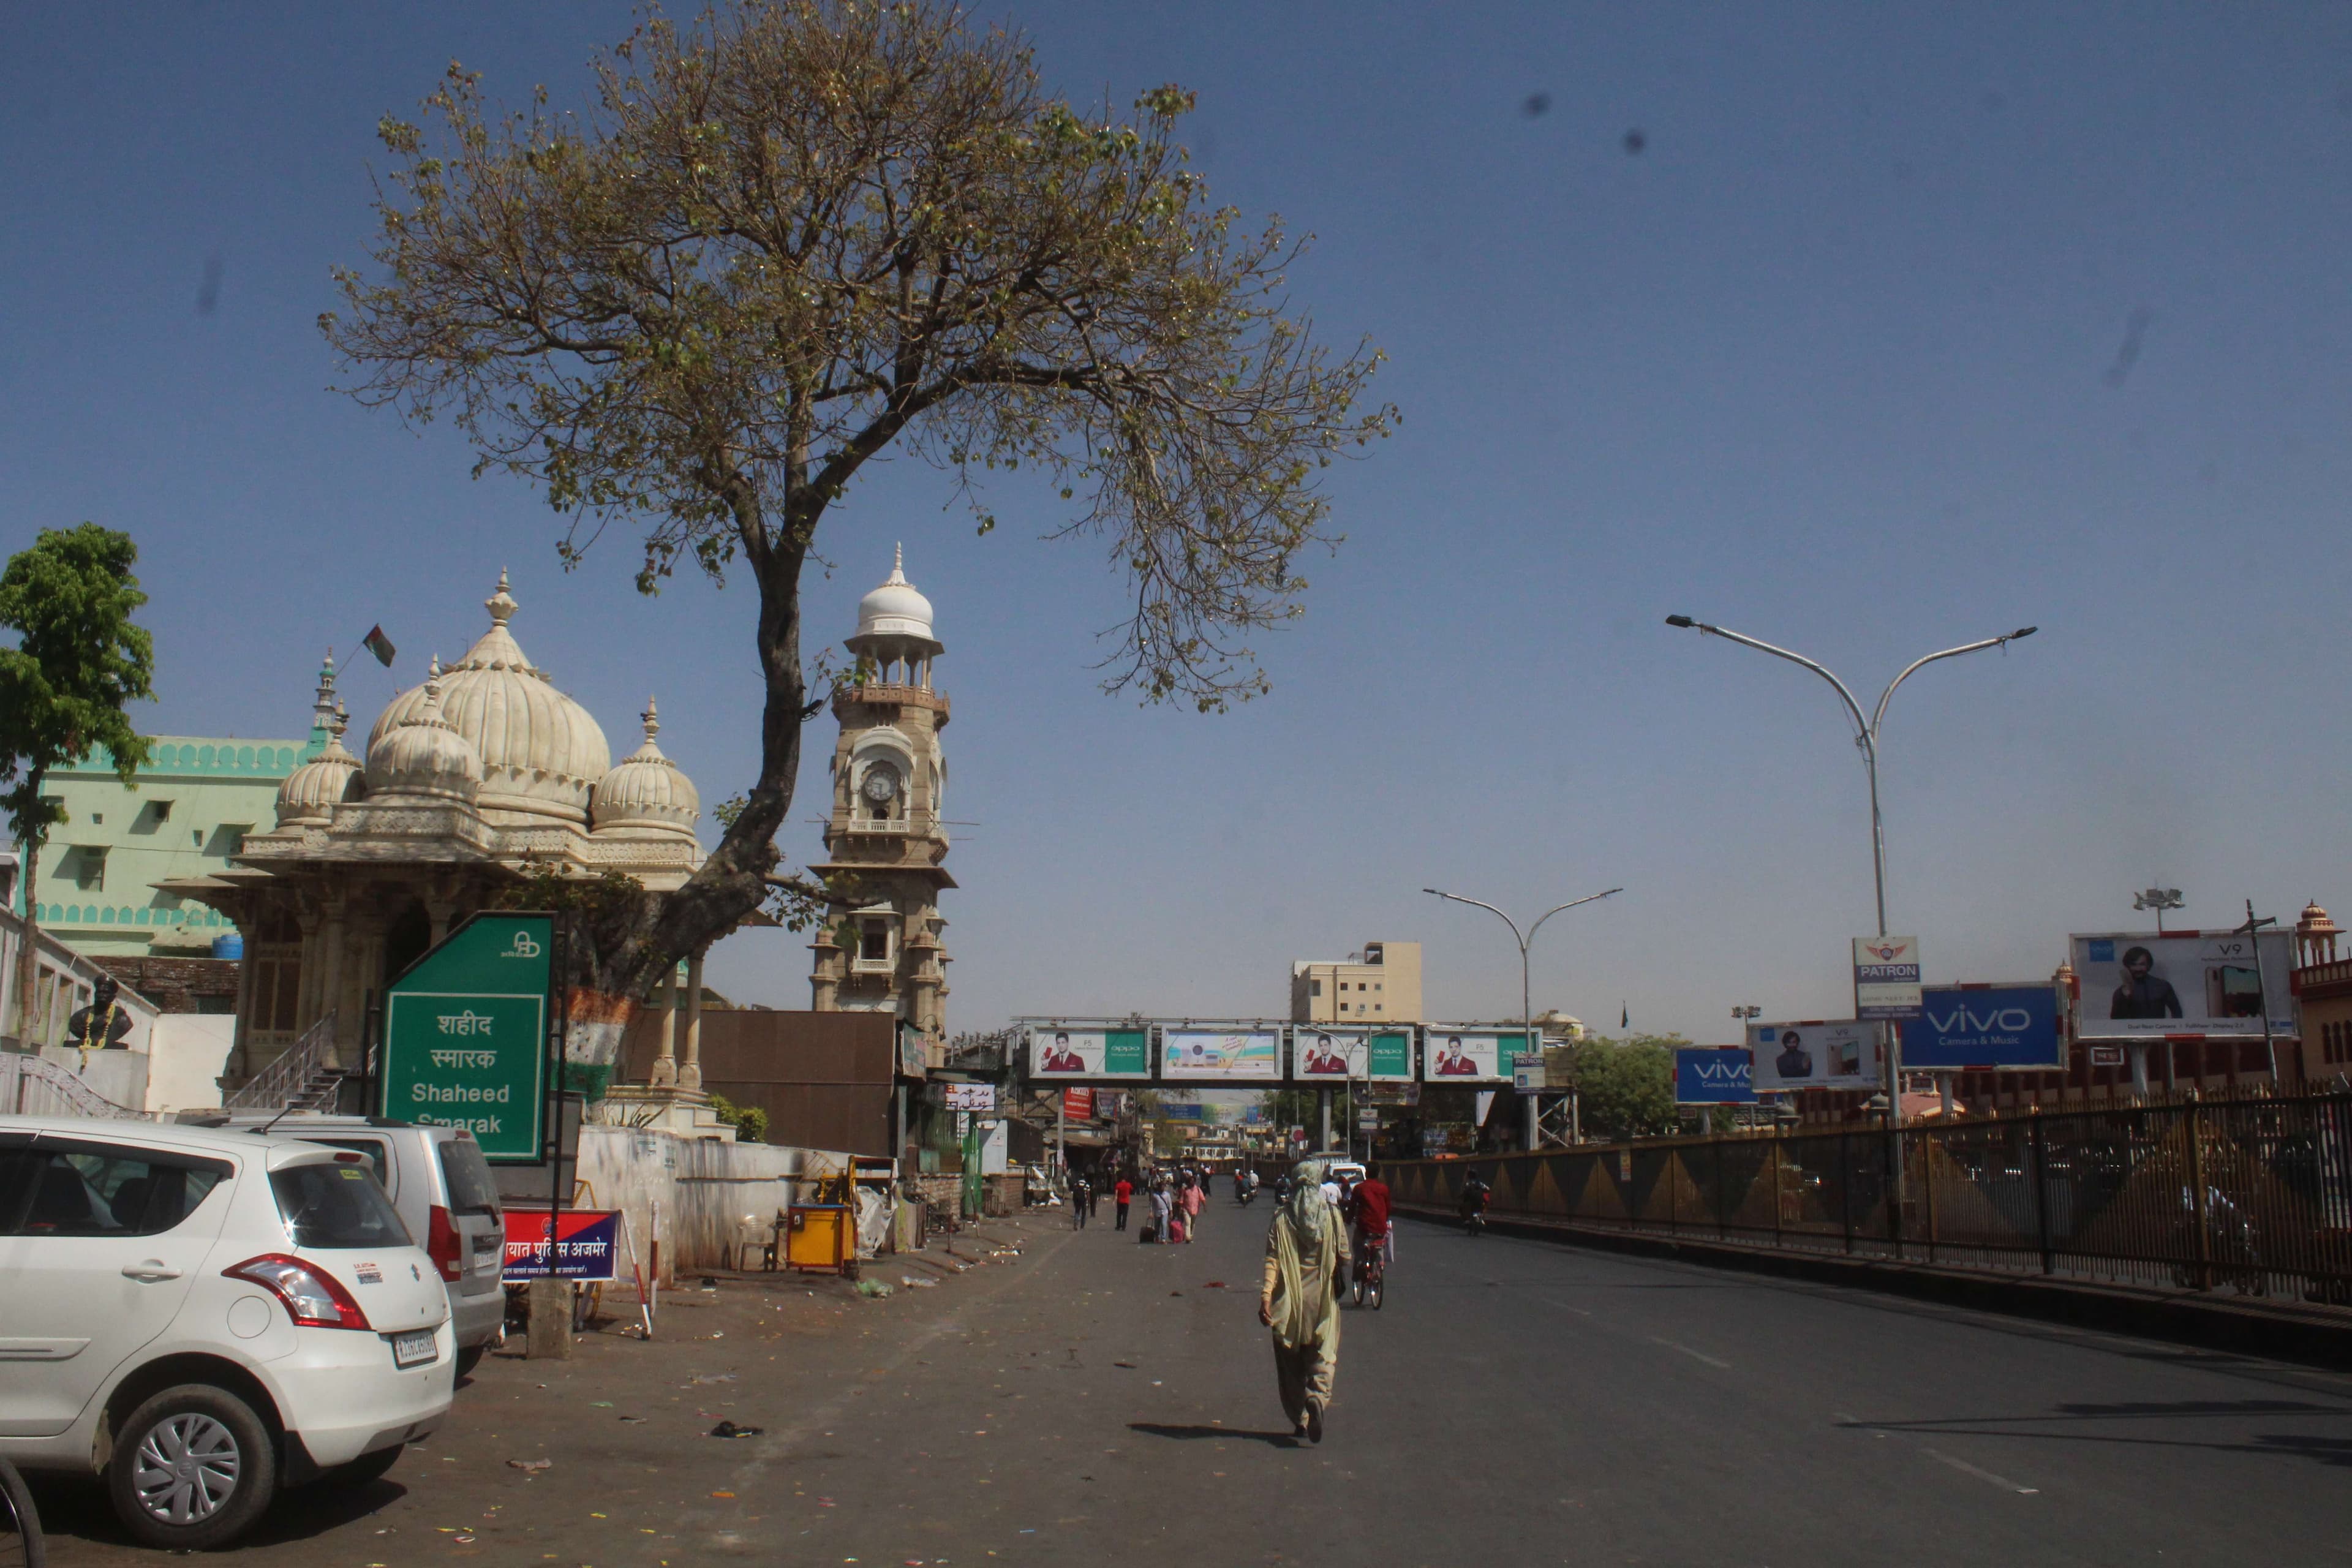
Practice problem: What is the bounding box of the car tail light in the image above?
[224,1254,372,1330]
[426,1204,462,1282]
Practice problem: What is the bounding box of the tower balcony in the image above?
[832,812,943,840]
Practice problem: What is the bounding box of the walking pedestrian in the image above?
[1181,1174,1205,1243]
[1071,1174,1091,1229]
[1259,1161,1349,1443]
[1114,1173,1134,1231]
[1150,1181,1174,1244]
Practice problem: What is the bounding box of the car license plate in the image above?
[391,1331,437,1369]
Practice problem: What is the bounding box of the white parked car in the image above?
[0,1114,453,1550]
[195,1114,507,1374]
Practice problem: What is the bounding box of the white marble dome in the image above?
[367,572,612,827]
[853,545,937,644]
[364,667,483,804]
[275,730,364,827]
[590,698,701,843]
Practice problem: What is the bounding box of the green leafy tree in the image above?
[0,524,154,1039]
[322,0,1392,1004]
[1567,1035,1689,1143]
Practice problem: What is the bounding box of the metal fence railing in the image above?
[1379,1090,2352,1309]
[0,1052,158,1121]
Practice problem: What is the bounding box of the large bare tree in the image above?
[323,0,1391,1001]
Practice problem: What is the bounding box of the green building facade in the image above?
[17,709,325,957]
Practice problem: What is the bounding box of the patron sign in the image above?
[380,913,552,1162]
[1852,936,1923,1019]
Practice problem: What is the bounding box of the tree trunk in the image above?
[13,809,40,1046]
[608,522,810,1005]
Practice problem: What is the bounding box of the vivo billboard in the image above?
[2070,931,2297,1041]
[1903,984,2062,1070]
[1675,1047,1756,1104]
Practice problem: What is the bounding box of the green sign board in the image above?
[380,913,552,1163]
[1368,1031,1413,1080]
[1103,1029,1148,1075]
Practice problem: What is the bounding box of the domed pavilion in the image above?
[168,573,709,1093]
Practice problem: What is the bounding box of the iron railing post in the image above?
[2188,1099,2212,1291]
[1922,1127,1939,1265]
[2030,1109,2052,1276]
[1771,1137,1784,1248]
[1715,1134,1729,1241]
[1841,1131,1855,1255]
[1888,1118,1904,1259]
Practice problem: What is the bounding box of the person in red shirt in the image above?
[1113,1175,1134,1232]
[1348,1173,1393,1260]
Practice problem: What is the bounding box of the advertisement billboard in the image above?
[1421,1028,1536,1084]
[1163,1029,1283,1081]
[1748,1020,1879,1091]
[1853,935,1923,1020]
[1675,1047,1756,1104]
[1905,984,2063,1070]
[1027,1026,1151,1079]
[1292,1028,1367,1080]
[944,1082,996,1111]
[1061,1087,1094,1121]
[1368,1030,1415,1081]
[2070,932,2296,1041]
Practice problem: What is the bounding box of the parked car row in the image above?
[0,1110,509,1551]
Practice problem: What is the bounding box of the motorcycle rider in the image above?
[1460,1170,1492,1234]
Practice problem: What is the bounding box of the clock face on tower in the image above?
[861,763,901,805]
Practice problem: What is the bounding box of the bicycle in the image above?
[1351,1231,1388,1309]
[0,1453,47,1568]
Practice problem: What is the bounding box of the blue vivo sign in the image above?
[1675,1047,1756,1104]
[1904,984,2062,1070]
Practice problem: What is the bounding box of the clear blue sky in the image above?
[6,4,2349,1040]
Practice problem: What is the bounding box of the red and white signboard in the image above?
[1062,1087,1094,1121]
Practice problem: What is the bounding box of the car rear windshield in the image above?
[271,1162,412,1250]
[437,1138,501,1217]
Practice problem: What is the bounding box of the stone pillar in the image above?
[230,926,259,1084]
[679,951,706,1093]
[648,966,678,1087]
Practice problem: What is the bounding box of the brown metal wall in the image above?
[620,1009,897,1157]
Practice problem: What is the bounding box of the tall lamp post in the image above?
[1423,886,1622,1149]
[1664,616,2034,1129]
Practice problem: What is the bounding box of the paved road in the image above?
[35,1197,2352,1566]
[737,1198,2352,1566]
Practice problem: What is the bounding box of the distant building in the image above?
[1291,940,1421,1023]
[21,722,318,959]
[2293,900,2350,1084]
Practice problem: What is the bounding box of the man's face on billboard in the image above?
[2125,954,2153,979]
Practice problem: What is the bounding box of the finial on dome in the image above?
[486,568,517,627]
[641,696,660,741]
[888,542,907,585]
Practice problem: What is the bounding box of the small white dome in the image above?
[366,572,611,827]
[853,545,937,644]
[276,733,364,827]
[365,663,483,804]
[590,698,701,842]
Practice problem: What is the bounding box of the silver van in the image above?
[194,1115,506,1374]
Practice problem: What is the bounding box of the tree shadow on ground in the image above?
[1128,1422,1301,1447]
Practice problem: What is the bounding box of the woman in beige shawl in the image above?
[1258,1159,1351,1442]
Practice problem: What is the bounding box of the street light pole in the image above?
[1423,886,1623,1148]
[1665,616,2035,1129]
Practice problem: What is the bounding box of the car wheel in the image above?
[326,1444,405,1487]
[107,1384,277,1551]
[453,1343,486,1379]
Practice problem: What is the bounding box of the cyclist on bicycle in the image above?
[1349,1170,1392,1263]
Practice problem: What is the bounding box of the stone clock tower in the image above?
[809,547,954,1046]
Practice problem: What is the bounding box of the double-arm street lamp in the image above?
[1423,885,1622,1147]
[1662,616,2036,1123]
